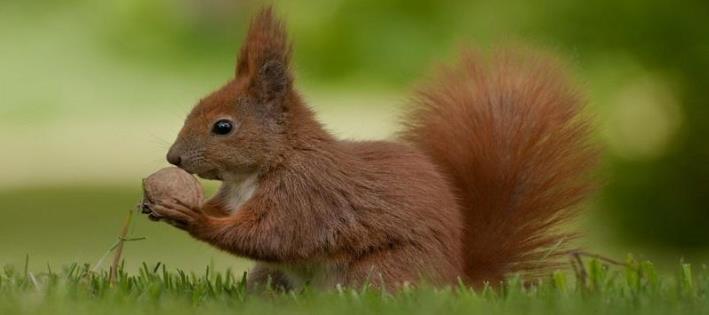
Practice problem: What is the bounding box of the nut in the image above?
[141,167,204,213]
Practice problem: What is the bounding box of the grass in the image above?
[3,185,708,315]
[0,257,708,315]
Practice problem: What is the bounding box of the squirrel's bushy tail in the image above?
[401,48,599,284]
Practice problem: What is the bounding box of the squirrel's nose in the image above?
[166,151,182,167]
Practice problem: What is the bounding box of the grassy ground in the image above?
[1,258,707,315]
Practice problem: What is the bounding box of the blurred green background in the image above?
[1,0,707,274]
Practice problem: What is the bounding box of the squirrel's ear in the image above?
[235,7,293,102]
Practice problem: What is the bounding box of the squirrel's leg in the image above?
[149,198,316,262]
[246,263,292,292]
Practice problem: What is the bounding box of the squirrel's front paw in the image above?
[145,198,206,231]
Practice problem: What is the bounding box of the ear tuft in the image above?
[236,7,293,101]
[257,60,289,97]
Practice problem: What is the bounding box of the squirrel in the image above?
[146,7,599,291]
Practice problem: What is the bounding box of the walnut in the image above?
[140,167,204,217]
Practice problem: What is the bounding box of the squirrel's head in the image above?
[167,8,303,180]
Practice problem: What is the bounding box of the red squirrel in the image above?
[146,7,598,290]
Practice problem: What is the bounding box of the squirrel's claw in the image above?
[147,212,162,221]
[140,202,164,221]
[140,202,153,214]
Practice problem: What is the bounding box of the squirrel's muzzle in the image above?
[166,148,182,167]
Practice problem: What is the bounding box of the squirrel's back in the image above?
[401,48,599,284]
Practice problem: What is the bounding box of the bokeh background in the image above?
[1,0,707,273]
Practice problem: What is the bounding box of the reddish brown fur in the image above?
[401,49,599,283]
[150,7,598,291]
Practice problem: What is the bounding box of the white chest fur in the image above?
[219,173,259,213]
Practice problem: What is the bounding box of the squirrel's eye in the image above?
[212,119,233,135]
